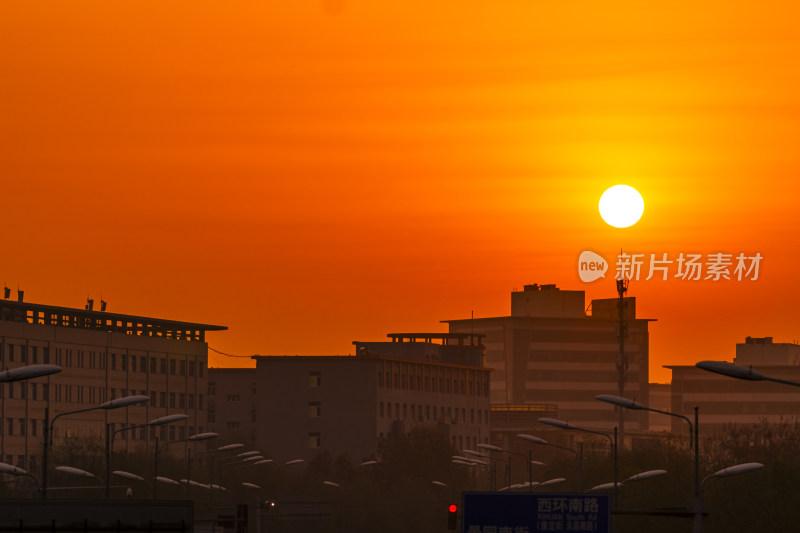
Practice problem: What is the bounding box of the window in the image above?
[208,411,215,423]
[130,355,136,372]
[309,372,321,387]
[159,392,166,408]
[189,394,195,409]
[169,393,176,408]
[226,394,240,402]
[150,391,157,407]
[140,357,147,373]
[188,361,196,377]
[31,420,37,436]
[6,419,12,436]
[121,354,127,371]
[111,353,117,371]
[199,394,204,409]
[150,357,157,374]
[226,421,239,431]
[18,419,25,436]
[169,425,176,441]
[379,402,384,418]
[179,360,186,376]
[160,358,166,375]
[471,409,475,423]
[31,383,37,401]
[208,382,216,395]
[179,393,186,409]
[169,359,176,376]
[7,344,13,362]
[309,402,321,417]
[308,432,321,448]
[403,404,407,419]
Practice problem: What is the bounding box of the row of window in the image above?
[1,344,206,378]
[2,419,205,442]
[206,407,256,424]
[1,383,203,410]
[207,382,257,396]
[378,402,489,425]
[375,432,486,452]
[377,363,489,397]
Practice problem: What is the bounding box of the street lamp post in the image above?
[693,463,763,533]
[477,443,531,493]
[517,434,583,492]
[43,394,149,499]
[152,426,213,500]
[105,413,189,499]
[0,364,62,496]
[538,418,618,499]
[596,394,700,530]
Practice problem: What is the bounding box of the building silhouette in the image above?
[445,283,654,449]
[0,297,225,472]
[667,336,800,435]
[216,333,491,463]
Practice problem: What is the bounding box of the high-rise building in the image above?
[0,297,225,472]
[445,284,654,447]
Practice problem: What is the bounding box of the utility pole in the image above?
[616,278,628,448]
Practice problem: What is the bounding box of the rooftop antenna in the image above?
[86,297,94,311]
[101,298,107,312]
[3,285,9,299]
[16,286,23,302]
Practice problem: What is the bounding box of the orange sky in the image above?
[2,1,800,383]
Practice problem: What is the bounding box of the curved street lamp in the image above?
[696,360,800,388]
[106,413,189,498]
[44,394,149,498]
[517,434,583,492]
[693,463,763,533]
[539,417,618,497]
[0,364,62,383]
[0,462,40,493]
[477,443,532,493]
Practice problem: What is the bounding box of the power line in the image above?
[208,346,254,358]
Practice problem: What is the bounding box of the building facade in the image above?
[445,284,654,446]
[207,368,257,448]
[251,333,491,463]
[0,297,224,473]
[668,337,800,435]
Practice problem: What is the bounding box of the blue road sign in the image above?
[462,492,611,533]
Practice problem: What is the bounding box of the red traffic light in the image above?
[448,504,458,513]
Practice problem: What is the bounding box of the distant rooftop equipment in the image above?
[17,289,23,303]
[3,287,9,299]
[86,298,94,311]
[511,283,585,318]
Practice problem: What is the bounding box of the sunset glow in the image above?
[2,2,800,382]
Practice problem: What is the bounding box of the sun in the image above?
[599,185,644,228]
